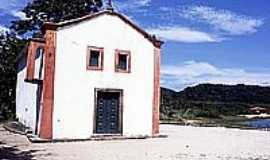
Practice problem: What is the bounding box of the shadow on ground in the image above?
[0,142,39,160]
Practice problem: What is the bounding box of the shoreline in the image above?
[160,116,270,131]
[239,113,270,119]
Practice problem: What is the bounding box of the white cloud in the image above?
[181,6,263,35]
[114,3,263,43]
[0,0,29,13]
[0,25,9,33]
[161,61,270,90]
[114,0,151,12]
[0,0,17,10]
[135,0,151,6]
[147,26,223,43]
[11,10,26,19]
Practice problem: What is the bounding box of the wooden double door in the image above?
[95,89,123,134]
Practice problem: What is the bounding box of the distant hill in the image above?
[160,84,270,120]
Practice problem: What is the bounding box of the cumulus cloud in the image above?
[11,10,26,19]
[181,6,263,35]
[135,0,151,6]
[114,3,263,43]
[114,0,151,11]
[147,26,223,43]
[0,0,29,13]
[0,25,9,33]
[0,0,18,10]
[161,61,270,90]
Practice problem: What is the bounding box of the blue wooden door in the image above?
[96,92,120,134]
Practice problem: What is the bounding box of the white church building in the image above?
[16,10,163,140]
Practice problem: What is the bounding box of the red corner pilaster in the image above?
[152,47,160,136]
[39,30,56,139]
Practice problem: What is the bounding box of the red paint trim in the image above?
[39,30,57,139]
[26,42,35,81]
[152,47,160,136]
[115,49,131,73]
[86,46,104,71]
[26,41,45,81]
[42,11,163,48]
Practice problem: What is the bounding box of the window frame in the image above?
[115,49,131,73]
[86,46,104,71]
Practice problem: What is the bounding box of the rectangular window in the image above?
[118,54,127,70]
[89,50,100,67]
[87,46,104,71]
[115,49,131,73]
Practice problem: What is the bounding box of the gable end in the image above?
[42,11,163,48]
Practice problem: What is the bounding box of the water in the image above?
[244,119,270,128]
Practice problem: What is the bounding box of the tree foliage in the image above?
[11,0,103,36]
[178,84,270,104]
[161,84,270,120]
[0,32,26,120]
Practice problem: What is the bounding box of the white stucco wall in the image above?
[53,14,155,139]
[16,52,43,132]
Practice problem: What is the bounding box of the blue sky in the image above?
[1,0,270,90]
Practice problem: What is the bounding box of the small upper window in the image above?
[118,54,128,70]
[89,50,100,67]
[115,49,131,73]
[87,46,103,70]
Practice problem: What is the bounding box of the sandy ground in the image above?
[0,124,270,160]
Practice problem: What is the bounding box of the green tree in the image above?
[11,0,103,36]
[0,32,26,120]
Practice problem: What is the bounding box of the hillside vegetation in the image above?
[160,84,270,121]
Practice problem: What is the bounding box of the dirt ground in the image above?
[0,124,270,160]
